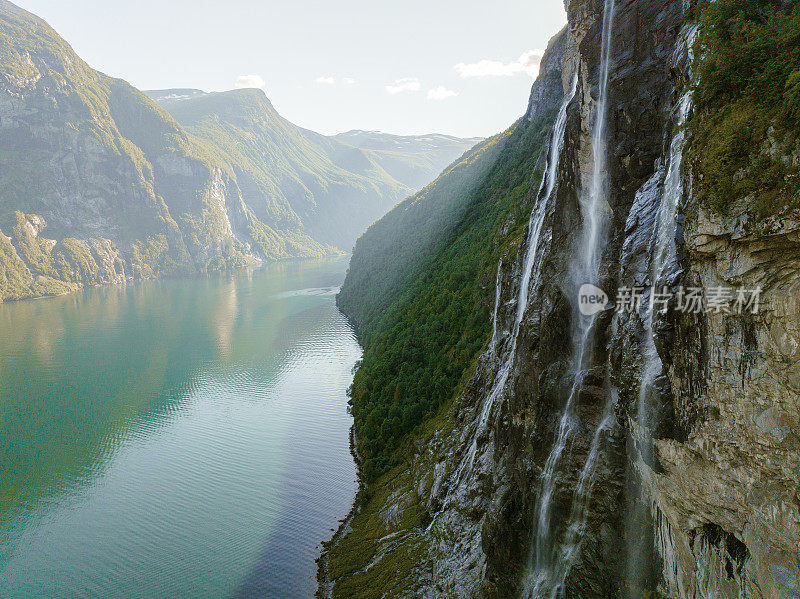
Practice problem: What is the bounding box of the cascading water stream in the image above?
[522,1,616,596]
[636,91,693,456]
[453,75,579,481]
[489,259,504,356]
[550,381,617,593]
[625,90,693,598]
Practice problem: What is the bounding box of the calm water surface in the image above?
[0,258,360,598]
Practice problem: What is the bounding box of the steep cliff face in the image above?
[612,3,800,597]
[330,0,799,596]
[434,0,688,594]
[639,204,800,598]
[644,136,800,599]
[321,26,568,597]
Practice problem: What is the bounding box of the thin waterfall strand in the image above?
[625,91,693,598]
[454,75,579,481]
[522,1,617,596]
[489,259,504,356]
[552,357,619,594]
[636,91,693,449]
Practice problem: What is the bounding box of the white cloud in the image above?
[454,49,545,78]
[427,85,458,101]
[517,49,546,76]
[316,76,335,85]
[385,77,421,95]
[342,77,356,85]
[235,74,266,89]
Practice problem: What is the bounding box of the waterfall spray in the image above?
[522,0,617,596]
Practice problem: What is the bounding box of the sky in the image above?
[15,0,567,138]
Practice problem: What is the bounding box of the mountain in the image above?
[0,1,425,303]
[323,0,800,597]
[147,90,480,249]
[147,89,415,250]
[332,130,482,190]
[0,0,340,303]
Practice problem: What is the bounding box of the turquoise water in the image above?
[0,258,360,598]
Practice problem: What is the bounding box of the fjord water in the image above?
[0,258,359,598]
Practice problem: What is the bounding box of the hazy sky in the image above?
[15,0,567,138]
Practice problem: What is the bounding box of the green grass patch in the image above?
[689,0,800,216]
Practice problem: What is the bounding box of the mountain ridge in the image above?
[0,1,476,302]
[150,88,483,221]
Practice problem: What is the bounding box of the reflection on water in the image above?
[0,258,359,598]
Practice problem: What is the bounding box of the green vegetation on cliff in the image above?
[338,113,555,482]
[690,0,800,215]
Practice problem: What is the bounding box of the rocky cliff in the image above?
[328,0,800,597]
[0,0,286,303]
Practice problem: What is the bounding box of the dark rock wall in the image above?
[477,0,684,595]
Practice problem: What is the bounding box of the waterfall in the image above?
[550,387,617,591]
[579,0,616,287]
[626,90,693,598]
[515,73,579,329]
[522,1,617,596]
[454,74,579,482]
[489,260,504,355]
[637,90,692,451]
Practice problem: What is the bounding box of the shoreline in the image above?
[316,415,365,598]
[0,253,350,307]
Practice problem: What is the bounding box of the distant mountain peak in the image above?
[336,129,483,143]
[332,130,482,157]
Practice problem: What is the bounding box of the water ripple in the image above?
[0,258,359,599]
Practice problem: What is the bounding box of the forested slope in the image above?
[337,104,559,481]
[323,27,570,595]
